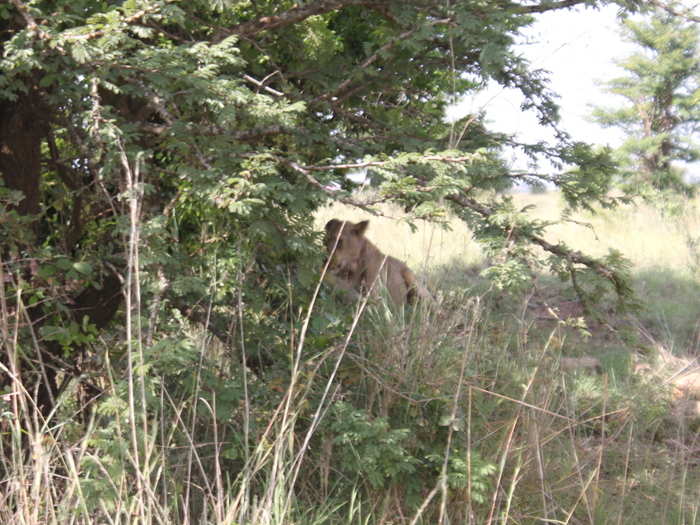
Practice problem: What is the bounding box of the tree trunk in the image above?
[0,90,47,217]
[1,87,124,416]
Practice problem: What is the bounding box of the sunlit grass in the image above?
[518,192,700,276]
[316,191,700,279]
[3,191,699,525]
[314,200,484,273]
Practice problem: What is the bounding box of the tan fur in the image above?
[324,218,427,305]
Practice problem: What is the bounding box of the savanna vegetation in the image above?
[592,5,700,196]
[0,0,698,523]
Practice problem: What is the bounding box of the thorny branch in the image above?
[289,161,392,214]
[509,0,588,14]
[7,0,153,54]
[291,156,630,302]
[224,0,594,41]
[649,0,700,23]
[8,0,39,31]
[321,18,452,101]
[243,74,284,97]
[440,191,628,297]
[225,0,369,39]
[294,155,478,172]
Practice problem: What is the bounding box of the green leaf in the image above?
[73,261,93,275]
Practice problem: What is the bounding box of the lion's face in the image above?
[324,219,369,276]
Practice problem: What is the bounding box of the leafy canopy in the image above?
[0,0,643,412]
[0,0,655,519]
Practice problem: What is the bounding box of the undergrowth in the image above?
[2,192,699,524]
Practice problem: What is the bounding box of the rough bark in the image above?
[0,90,47,217]
[0,82,124,416]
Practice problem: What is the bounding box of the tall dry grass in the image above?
[315,201,484,272]
[2,190,699,524]
[316,191,700,277]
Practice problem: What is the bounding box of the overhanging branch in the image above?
[289,155,631,301]
[441,191,630,300]
[225,0,369,39]
[507,0,588,14]
[321,18,453,101]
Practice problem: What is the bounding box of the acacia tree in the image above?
[0,0,639,517]
[0,0,635,411]
[592,7,700,195]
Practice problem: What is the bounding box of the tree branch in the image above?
[648,0,700,23]
[288,161,391,214]
[290,155,630,301]
[441,190,630,300]
[61,9,152,42]
[509,0,588,14]
[7,0,153,54]
[243,74,284,97]
[7,0,60,50]
[292,155,476,172]
[8,0,38,31]
[225,0,369,39]
[320,17,453,101]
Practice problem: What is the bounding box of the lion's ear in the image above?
[353,220,369,237]
[325,219,341,234]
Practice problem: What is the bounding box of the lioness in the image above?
[323,218,426,305]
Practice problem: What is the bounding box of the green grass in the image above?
[310,191,700,523]
[317,190,700,276]
[3,191,700,524]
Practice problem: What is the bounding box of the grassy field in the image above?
[311,191,700,523]
[3,191,699,525]
[318,191,700,348]
[317,191,700,276]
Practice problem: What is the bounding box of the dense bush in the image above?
[3,1,694,523]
